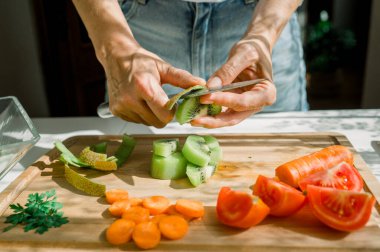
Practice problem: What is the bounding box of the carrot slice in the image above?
[275,145,353,188]
[165,204,191,221]
[150,214,168,224]
[159,215,188,240]
[133,221,161,250]
[122,206,150,224]
[106,219,135,245]
[129,197,143,206]
[108,199,131,217]
[105,189,129,204]
[142,196,170,215]
[175,199,205,218]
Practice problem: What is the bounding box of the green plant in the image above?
[305,11,356,73]
[3,190,69,234]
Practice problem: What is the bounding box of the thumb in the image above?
[207,54,249,89]
[158,62,206,88]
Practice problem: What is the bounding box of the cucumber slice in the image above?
[204,135,223,166]
[153,138,179,157]
[151,152,188,180]
[186,163,216,187]
[182,135,210,167]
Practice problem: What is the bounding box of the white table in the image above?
[1,109,379,192]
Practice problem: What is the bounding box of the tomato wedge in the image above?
[253,175,306,217]
[299,162,363,192]
[307,185,375,232]
[216,187,269,228]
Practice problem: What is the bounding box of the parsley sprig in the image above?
[3,189,69,234]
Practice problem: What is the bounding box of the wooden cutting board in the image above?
[0,133,379,252]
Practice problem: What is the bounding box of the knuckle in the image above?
[220,62,239,79]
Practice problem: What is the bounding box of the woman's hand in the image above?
[191,37,276,128]
[104,45,205,128]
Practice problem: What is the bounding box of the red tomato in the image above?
[307,185,375,232]
[253,175,306,217]
[216,187,269,228]
[299,162,363,192]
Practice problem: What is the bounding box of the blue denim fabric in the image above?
[120,0,308,112]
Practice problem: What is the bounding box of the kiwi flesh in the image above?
[186,163,216,187]
[153,138,179,157]
[175,97,222,125]
[151,152,188,180]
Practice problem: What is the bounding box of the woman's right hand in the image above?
[101,44,205,128]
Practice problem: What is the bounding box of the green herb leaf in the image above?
[3,189,69,234]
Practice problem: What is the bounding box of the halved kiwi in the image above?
[175,97,222,125]
[181,135,211,167]
[153,138,179,157]
[186,163,216,187]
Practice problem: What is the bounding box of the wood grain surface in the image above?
[0,133,379,252]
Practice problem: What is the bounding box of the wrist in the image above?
[93,32,141,66]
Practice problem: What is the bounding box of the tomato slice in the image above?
[216,187,252,224]
[253,175,306,217]
[307,185,375,232]
[216,187,269,229]
[299,162,363,192]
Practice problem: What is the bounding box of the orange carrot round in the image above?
[159,215,188,240]
[133,221,161,250]
[129,197,143,206]
[105,189,129,204]
[122,206,150,224]
[175,199,205,218]
[150,214,168,224]
[275,145,353,188]
[106,219,135,245]
[142,196,170,215]
[108,199,131,217]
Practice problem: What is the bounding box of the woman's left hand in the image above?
[191,37,276,128]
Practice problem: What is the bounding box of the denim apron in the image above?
[119,0,308,112]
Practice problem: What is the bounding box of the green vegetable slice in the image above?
[115,134,136,167]
[54,141,89,167]
[165,85,205,110]
[64,165,106,196]
[91,142,107,154]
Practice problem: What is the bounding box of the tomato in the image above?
[216,187,269,228]
[253,175,306,217]
[307,185,375,231]
[299,162,363,192]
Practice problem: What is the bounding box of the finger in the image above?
[207,53,251,89]
[158,62,206,88]
[200,81,276,111]
[134,72,173,126]
[190,109,259,128]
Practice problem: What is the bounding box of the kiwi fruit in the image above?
[186,163,216,187]
[153,138,179,157]
[175,97,222,124]
[181,135,211,167]
[151,152,188,179]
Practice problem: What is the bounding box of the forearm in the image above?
[244,0,302,50]
[72,0,139,64]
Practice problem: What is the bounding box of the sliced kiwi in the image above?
[186,163,216,187]
[207,104,222,116]
[175,97,208,125]
[203,135,223,166]
[151,152,188,179]
[181,135,211,167]
[175,96,222,125]
[165,85,205,110]
[153,138,179,157]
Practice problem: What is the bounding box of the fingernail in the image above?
[207,76,222,89]
[200,94,214,104]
